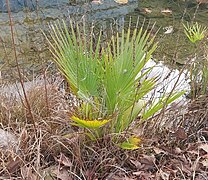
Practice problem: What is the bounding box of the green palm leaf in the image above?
[45,20,183,135]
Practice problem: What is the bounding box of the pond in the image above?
[0,0,208,83]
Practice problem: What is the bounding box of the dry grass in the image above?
[0,76,75,178]
[0,76,207,179]
[184,95,208,132]
[1,2,207,178]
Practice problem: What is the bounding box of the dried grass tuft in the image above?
[0,77,75,178]
[184,95,208,132]
[0,77,207,179]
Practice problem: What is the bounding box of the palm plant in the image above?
[183,22,207,43]
[183,22,208,98]
[46,20,183,139]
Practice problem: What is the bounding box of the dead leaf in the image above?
[161,9,172,14]
[19,127,28,149]
[92,0,102,4]
[6,157,22,173]
[159,169,170,180]
[143,8,152,14]
[130,159,142,168]
[114,0,128,4]
[164,26,174,34]
[132,171,154,178]
[199,144,208,153]
[196,0,208,4]
[52,168,71,180]
[174,127,187,140]
[153,147,166,154]
[170,158,191,176]
[174,147,182,154]
[201,158,208,167]
[140,154,155,164]
[110,175,123,180]
[21,166,37,180]
[139,155,156,171]
[55,153,72,167]
[133,171,142,176]
[187,149,199,155]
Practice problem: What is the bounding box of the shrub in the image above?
[45,20,183,145]
[183,22,207,43]
[183,22,208,98]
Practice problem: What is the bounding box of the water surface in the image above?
[0,0,207,83]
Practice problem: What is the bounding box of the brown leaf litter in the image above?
[0,78,207,179]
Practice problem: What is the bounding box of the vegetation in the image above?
[0,0,208,179]
[183,22,208,98]
[46,20,183,146]
[183,22,207,43]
